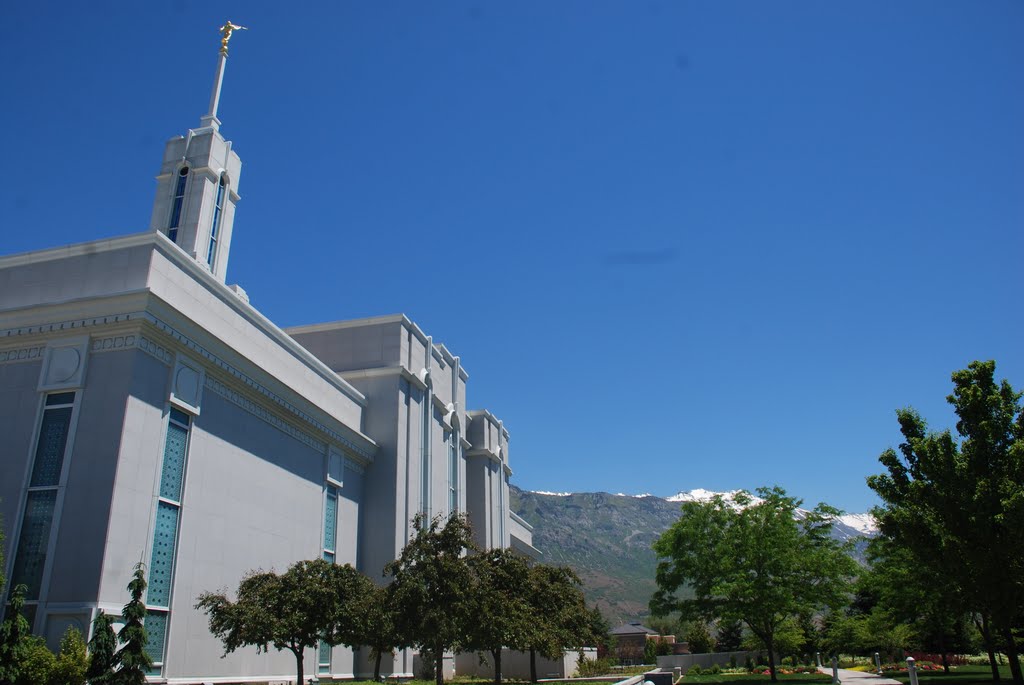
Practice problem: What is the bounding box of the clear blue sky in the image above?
[2,2,1021,513]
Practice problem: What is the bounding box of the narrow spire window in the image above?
[448,430,458,515]
[207,174,227,267]
[420,386,431,517]
[167,167,189,243]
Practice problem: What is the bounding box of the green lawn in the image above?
[883,665,1016,685]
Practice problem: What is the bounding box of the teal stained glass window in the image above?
[319,640,331,673]
[11,490,57,599]
[144,610,168,665]
[148,502,179,607]
[323,487,337,555]
[159,422,188,502]
[30,406,72,487]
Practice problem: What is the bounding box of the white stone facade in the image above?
[0,51,534,683]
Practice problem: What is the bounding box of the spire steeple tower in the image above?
[149,21,246,282]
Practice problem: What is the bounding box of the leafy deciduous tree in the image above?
[467,549,532,685]
[522,565,596,682]
[196,558,370,685]
[651,487,856,682]
[357,581,401,682]
[686,621,714,655]
[52,626,89,685]
[384,514,477,685]
[867,361,1024,684]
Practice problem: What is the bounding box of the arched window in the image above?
[167,167,189,243]
[207,174,227,267]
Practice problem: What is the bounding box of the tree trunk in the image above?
[493,648,503,685]
[938,632,949,674]
[977,614,1001,682]
[1000,625,1023,684]
[530,648,538,683]
[293,645,305,685]
[374,648,383,681]
[766,635,777,683]
[435,642,444,685]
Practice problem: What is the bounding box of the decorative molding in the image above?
[170,355,204,415]
[345,456,365,476]
[0,306,374,461]
[38,336,90,391]
[204,375,328,455]
[0,312,145,339]
[146,314,375,461]
[0,345,44,364]
[90,334,137,354]
[138,336,173,365]
[90,333,174,367]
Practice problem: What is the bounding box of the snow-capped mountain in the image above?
[513,486,879,625]
[665,488,879,537]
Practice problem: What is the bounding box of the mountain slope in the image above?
[509,487,876,624]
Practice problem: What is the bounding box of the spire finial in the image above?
[202,21,247,130]
[218,20,247,56]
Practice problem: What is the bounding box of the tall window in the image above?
[448,430,458,515]
[323,486,338,563]
[9,392,76,626]
[320,484,339,675]
[207,174,226,267]
[145,407,192,676]
[498,468,506,546]
[168,167,188,243]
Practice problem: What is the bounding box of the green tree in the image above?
[196,558,369,685]
[651,487,856,682]
[863,538,968,669]
[522,565,596,682]
[113,563,151,684]
[643,636,657,664]
[84,613,117,684]
[467,549,532,685]
[647,616,682,639]
[867,361,1024,683]
[51,626,89,685]
[357,582,400,682]
[1,514,5,598]
[0,584,32,685]
[385,514,477,685]
[715,620,744,653]
[13,636,54,685]
[686,621,714,654]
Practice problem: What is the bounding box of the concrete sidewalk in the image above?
[819,667,905,685]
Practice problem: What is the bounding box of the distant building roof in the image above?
[610,622,659,636]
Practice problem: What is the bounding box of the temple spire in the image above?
[150,21,246,282]
[200,21,246,131]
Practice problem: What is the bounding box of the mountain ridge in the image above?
[509,486,877,624]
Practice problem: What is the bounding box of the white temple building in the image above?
[0,26,536,683]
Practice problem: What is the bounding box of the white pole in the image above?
[907,657,919,685]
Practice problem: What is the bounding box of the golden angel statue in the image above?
[219,21,247,55]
